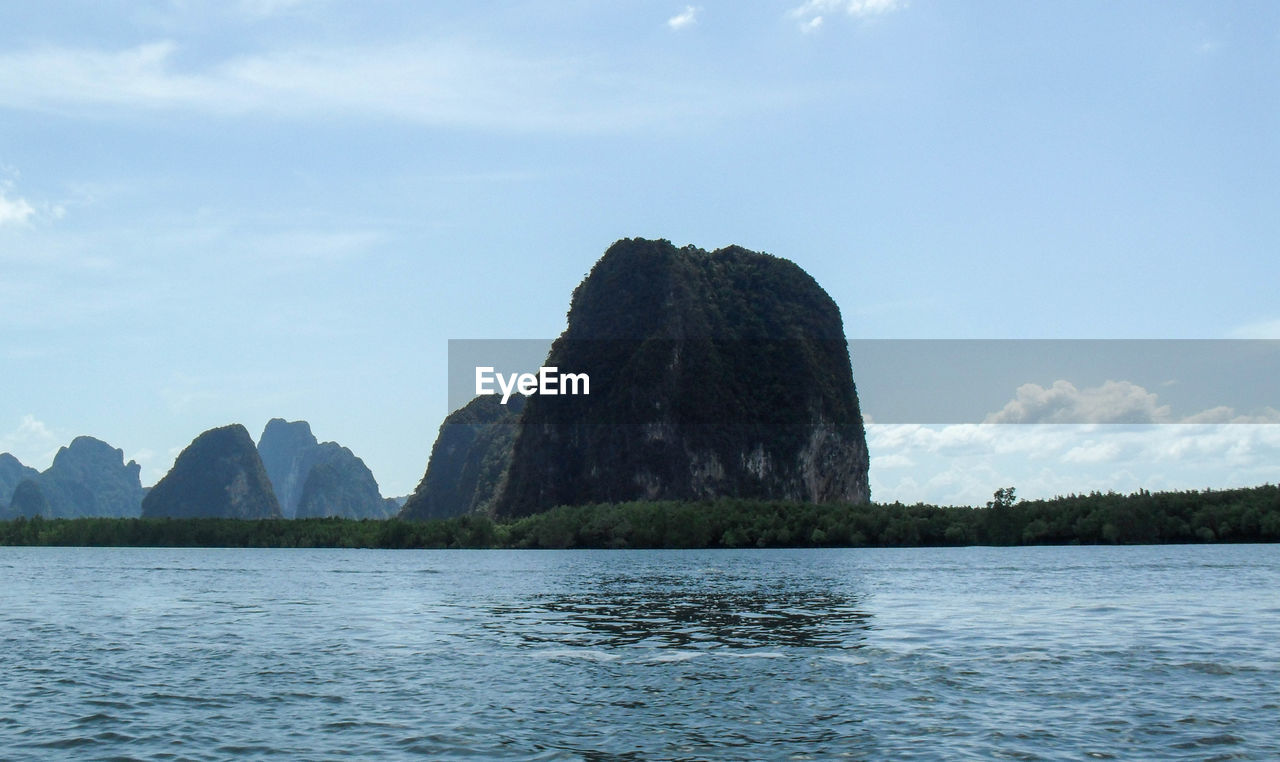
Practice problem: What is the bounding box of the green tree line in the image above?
[1,485,1277,549]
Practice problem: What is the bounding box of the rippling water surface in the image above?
[2,545,1278,760]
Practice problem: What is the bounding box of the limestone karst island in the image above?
[2,239,1277,547]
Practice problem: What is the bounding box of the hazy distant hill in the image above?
[0,453,38,506]
[6,480,51,519]
[142,424,281,519]
[258,418,393,519]
[257,419,319,518]
[1,438,143,519]
[294,449,394,519]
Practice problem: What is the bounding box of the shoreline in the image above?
[3,484,1276,549]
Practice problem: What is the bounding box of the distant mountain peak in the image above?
[258,418,392,519]
[0,453,39,506]
[142,423,281,519]
[3,435,142,518]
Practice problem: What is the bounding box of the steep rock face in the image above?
[44,437,145,518]
[257,419,324,518]
[257,419,389,519]
[294,444,392,519]
[2,437,143,518]
[400,395,524,521]
[0,453,39,505]
[141,424,281,519]
[491,238,869,517]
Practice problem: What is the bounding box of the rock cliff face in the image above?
[1,437,144,518]
[141,424,281,519]
[490,238,870,517]
[257,419,323,518]
[257,419,390,519]
[399,395,524,520]
[294,446,393,519]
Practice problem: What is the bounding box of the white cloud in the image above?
[0,173,63,228]
[1061,440,1124,464]
[868,421,1280,506]
[0,39,783,132]
[984,379,1280,425]
[0,415,61,469]
[986,379,1173,424]
[667,6,699,30]
[0,190,35,227]
[789,0,905,30]
[1229,318,1280,339]
[799,16,825,33]
[873,452,914,469]
[1181,405,1280,424]
[845,0,906,16]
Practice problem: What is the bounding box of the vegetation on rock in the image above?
[141,424,281,519]
[7,485,1276,549]
[429,238,873,518]
[0,453,39,507]
[399,395,524,520]
[0,438,143,518]
[258,418,392,519]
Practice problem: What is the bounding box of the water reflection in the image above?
[497,572,872,651]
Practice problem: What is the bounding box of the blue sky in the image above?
[1,1,1277,503]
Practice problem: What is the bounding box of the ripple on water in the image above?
[0,545,1278,760]
[647,651,703,663]
[538,648,622,662]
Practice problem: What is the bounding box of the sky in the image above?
[1,1,1277,504]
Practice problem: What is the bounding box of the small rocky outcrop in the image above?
[141,424,281,519]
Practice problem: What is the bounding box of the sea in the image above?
[1,545,1277,760]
